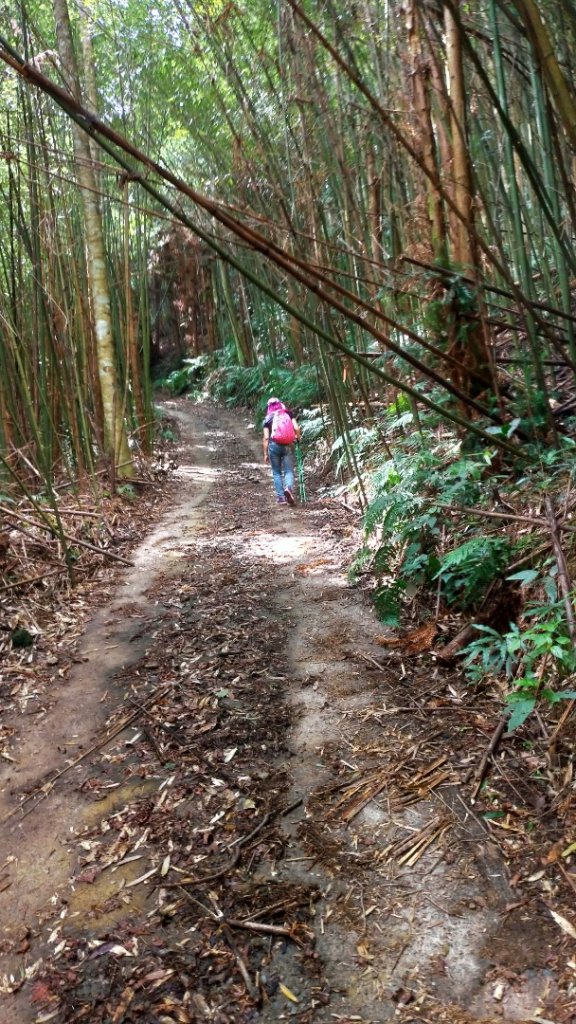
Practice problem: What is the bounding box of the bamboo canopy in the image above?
[1,0,576,487]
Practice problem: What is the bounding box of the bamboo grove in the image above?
[1,0,576,495]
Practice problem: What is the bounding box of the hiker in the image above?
[263,397,301,505]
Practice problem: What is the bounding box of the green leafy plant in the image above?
[160,427,178,442]
[118,483,137,501]
[463,603,576,731]
[348,544,374,582]
[157,355,212,396]
[208,364,263,407]
[434,535,512,608]
[360,432,503,624]
[330,426,378,476]
[374,578,406,626]
[206,362,324,420]
[506,676,576,733]
[300,410,328,444]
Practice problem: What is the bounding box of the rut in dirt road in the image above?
[0,401,566,1024]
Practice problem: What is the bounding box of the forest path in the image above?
[0,401,563,1024]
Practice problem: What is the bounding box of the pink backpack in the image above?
[271,408,296,444]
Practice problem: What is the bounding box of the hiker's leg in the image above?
[268,442,285,499]
[283,448,295,491]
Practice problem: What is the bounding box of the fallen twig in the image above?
[505,539,554,575]
[176,887,260,1001]
[545,496,576,645]
[357,651,386,672]
[164,814,271,888]
[0,568,60,593]
[423,893,462,917]
[221,922,260,1002]
[226,919,300,940]
[547,697,576,749]
[224,810,272,851]
[0,504,134,566]
[240,893,315,923]
[557,862,576,897]
[341,778,389,824]
[441,503,547,526]
[165,800,303,889]
[0,685,172,826]
[383,817,449,867]
[165,849,242,888]
[141,725,166,763]
[470,716,508,802]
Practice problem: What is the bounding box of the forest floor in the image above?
[0,400,574,1024]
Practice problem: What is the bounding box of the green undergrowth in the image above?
[154,354,213,395]
[154,356,325,433]
[206,361,324,421]
[345,397,576,733]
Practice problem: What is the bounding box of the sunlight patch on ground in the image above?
[202,429,231,440]
[236,531,350,588]
[176,464,221,481]
[239,531,314,564]
[183,533,224,550]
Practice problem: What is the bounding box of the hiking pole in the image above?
[296,442,307,504]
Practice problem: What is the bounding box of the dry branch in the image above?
[470,717,508,802]
[0,504,133,566]
[0,685,172,826]
[545,496,576,645]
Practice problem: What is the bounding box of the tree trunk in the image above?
[441,0,495,402]
[407,0,446,261]
[52,0,132,477]
[444,0,474,268]
[513,0,576,151]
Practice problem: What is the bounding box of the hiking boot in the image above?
[284,487,295,506]
[277,496,287,504]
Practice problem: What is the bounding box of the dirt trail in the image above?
[0,402,567,1023]
[0,406,215,1017]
